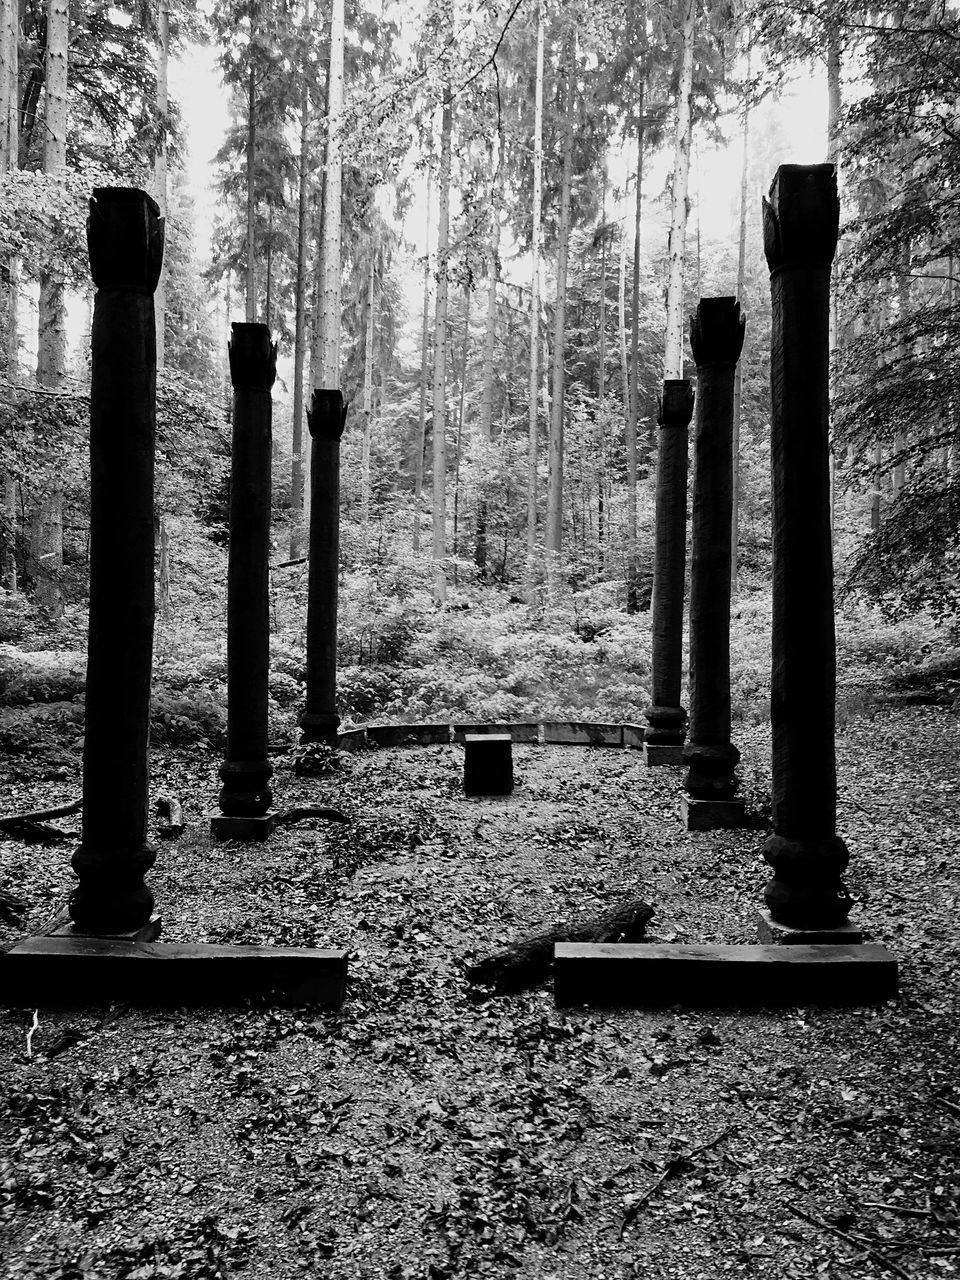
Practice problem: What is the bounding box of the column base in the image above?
[209,811,277,842]
[681,795,746,831]
[43,905,162,943]
[643,742,685,766]
[757,909,864,946]
[299,712,341,747]
[464,734,514,797]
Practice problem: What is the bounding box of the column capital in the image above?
[308,389,348,440]
[763,164,839,278]
[657,378,695,429]
[87,187,164,294]
[690,297,745,368]
[229,323,277,391]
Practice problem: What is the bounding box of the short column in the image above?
[759,164,857,941]
[464,734,514,797]
[69,188,163,936]
[210,323,277,842]
[682,298,747,831]
[643,378,695,765]
[298,389,347,765]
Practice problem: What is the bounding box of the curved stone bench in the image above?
[336,721,645,752]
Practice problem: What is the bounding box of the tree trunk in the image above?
[290,5,311,558]
[245,62,257,322]
[826,20,841,533]
[731,73,750,599]
[526,0,544,593]
[317,0,344,387]
[626,116,645,612]
[476,156,499,579]
[597,159,607,576]
[360,249,375,524]
[431,93,453,606]
[153,0,169,368]
[893,239,910,498]
[545,31,575,597]
[663,0,696,380]
[413,168,432,553]
[452,286,470,568]
[1,0,18,585]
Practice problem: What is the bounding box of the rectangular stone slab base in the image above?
[554,942,897,1007]
[3,937,348,1007]
[642,742,684,766]
[681,795,747,831]
[757,909,865,946]
[38,905,163,943]
[209,811,278,842]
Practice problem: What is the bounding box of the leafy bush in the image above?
[0,647,86,706]
[150,688,226,747]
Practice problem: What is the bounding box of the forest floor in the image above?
[0,704,958,1280]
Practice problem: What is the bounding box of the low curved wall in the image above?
[337,721,645,752]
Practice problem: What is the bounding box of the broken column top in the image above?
[87,187,164,294]
[307,388,348,441]
[228,322,277,391]
[689,297,746,367]
[658,378,695,428]
[763,164,839,276]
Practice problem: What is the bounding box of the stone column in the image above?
[210,323,277,841]
[643,378,695,765]
[760,164,856,939]
[70,188,163,935]
[682,298,746,831]
[298,389,347,765]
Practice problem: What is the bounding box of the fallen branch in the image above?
[620,1126,735,1236]
[465,897,654,995]
[156,796,184,839]
[0,799,81,832]
[786,1201,912,1280]
[274,806,349,827]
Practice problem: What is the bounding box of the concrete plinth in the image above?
[464,734,513,797]
[643,742,684,766]
[681,795,747,831]
[757,909,864,946]
[209,811,278,842]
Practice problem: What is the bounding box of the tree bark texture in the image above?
[644,379,694,747]
[37,0,68,388]
[70,188,163,934]
[684,297,744,801]
[525,0,544,588]
[732,79,750,598]
[300,389,347,746]
[762,163,852,929]
[289,16,311,559]
[663,0,696,380]
[217,323,276,819]
[413,169,432,555]
[361,251,375,524]
[476,163,499,578]
[431,95,453,607]
[245,62,257,323]
[318,0,344,386]
[626,123,644,611]
[153,0,169,368]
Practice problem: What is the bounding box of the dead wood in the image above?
[464,897,654,995]
[156,797,184,839]
[0,799,81,831]
[274,806,349,826]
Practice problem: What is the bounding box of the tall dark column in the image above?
[70,188,163,934]
[211,323,277,841]
[643,378,695,766]
[760,164,854,936]
[682,298,746,831]
[298,389,347,764]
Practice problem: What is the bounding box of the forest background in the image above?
[0,0,958,748]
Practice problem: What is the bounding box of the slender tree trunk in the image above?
[1,0,18,588]
[618,217,629,428]
[893,240,910,498]
[153,0,169,368]
[597,160,607,576]
[317,0,344,387]
[361,249,375,523]
[626,117,645,612]
[546,32,575,596]
[431,93,453,606]
[663,0,696,379]
[826,20,841,532]
[452,288,470,569]
[2,473,15,591]
[413,169,432,553]
[731,71,750,599]
[526,0,544,593]
[244,61,258,323]
[476,156,499,579]
[290,5,311,558]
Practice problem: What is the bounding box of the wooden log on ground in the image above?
[465,898,654,995]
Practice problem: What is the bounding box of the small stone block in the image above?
[643,742,685,766]
[336,729,368,752]
[366,723,451,748]
[554,942,898,1007]
[3,937,348,1007]
[451,722,539,744]
[542,722,622,746]
[623,724,646,749]
[681,795,747,831]
[757,909,865,946]
[464,733,513,796]
[209,811,278,842]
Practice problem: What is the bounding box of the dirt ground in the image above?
[1,705,958,1279]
